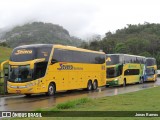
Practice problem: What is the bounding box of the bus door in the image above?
[68,63,79,89]
[51,62,69,91]
[100,65,106,86]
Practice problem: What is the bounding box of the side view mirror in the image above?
[5,74,8,77]
[51,59,58,64]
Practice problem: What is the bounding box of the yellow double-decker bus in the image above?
[106,54,146,86]
[145,57,157,82]
[6,44,106,96]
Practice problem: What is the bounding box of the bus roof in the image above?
[146,57,156,60]
[54,44,105,54]
[106,53,145,58]
[14,44,53,49]
[14,44,105,54]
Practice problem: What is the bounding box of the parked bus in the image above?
[5,44,106,96]
[106,54,146,86]
[145,57,157,82]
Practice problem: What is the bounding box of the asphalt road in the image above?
[0,78,160,111]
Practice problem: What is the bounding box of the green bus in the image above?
[106,54,146,86]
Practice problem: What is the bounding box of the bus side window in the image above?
[34,62,48,79]
[118,65,123,75]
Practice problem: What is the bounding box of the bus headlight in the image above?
[114,78,119,81]
[19,86,27,88]
[27,82,36,87]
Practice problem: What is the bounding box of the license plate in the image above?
[16,90,21,93]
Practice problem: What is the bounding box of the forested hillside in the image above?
[81,23,160,68]
[1,22,160,68]
[2,22,82,47]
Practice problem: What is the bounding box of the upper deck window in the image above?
[52,48,105,64]
[146,59,156,66]
[10,46,52,62]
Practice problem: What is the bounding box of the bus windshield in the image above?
[9,65,33,83]
[146,59,156,66]
[146,68,155,75]
[106,55,120,65]
[10,45,52,62]
[107,65,123,78]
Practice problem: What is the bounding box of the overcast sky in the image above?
[0,0,160,39]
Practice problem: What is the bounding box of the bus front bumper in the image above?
[106,80,119,86]
[7,82,39,94]
[146,75,156,81]
[146,77,156,81]
[7,86,37,94]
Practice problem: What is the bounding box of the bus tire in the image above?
[25,94,31,97]
[46,83,56,96]
[92,80,98,90]
[87,80,92,91]
[140,77,144,84]
[123,79,126,87]
[106,84,110,87]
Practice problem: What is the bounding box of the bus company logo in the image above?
[106,57,111,62]
[57,63,73,70]
[15,49,32,55]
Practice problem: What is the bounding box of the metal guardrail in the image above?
[4,76,8,94]
[0,75,7,95]
[0,75,4,94]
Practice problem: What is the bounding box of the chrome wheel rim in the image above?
[49,85,54,95]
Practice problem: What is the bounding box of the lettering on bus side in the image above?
[57,63,73,70]
[15,49,32,55]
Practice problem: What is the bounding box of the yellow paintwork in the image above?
[7,80,40,94]
[146,65,157,81]
[122,63,142,84]
[7,45,106,94]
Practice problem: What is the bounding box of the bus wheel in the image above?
[123,79,126,87]
[92,80,98,90]
[140,77,144,84]
[106,85,110,87]
[25,94,31,97]
[47,83,55,96]
[87,81,92,91]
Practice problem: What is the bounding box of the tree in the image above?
[115,42,129,53]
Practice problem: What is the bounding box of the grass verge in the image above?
[36,97,91,111]
[39,86,160,112]
[3,86,160,120]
